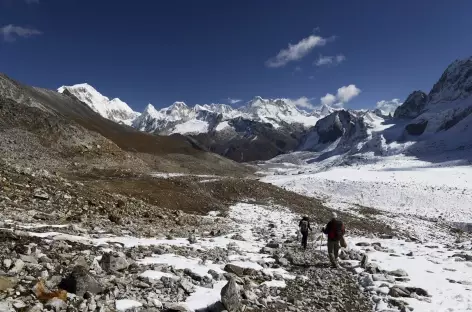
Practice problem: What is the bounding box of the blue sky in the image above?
[1,0,472,113]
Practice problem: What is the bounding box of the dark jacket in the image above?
[323,219,345,241]
[299,217,312,233]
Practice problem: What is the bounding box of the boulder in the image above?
[389,286,411,297]
[389,269,408,277]
[58,266,103,297]
[9,259,25,273]
[359,274,374,287]
[406,287,429,297]
[45,298,67,312]
[100,252,129,272]
[0,276,17,291]
[220,277,240,312]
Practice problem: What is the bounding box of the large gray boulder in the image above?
[100,252,129,272]
[220,277,241,312]
[58,266,103,297]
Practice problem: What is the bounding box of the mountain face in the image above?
[0,73,250,175]
[299,110,368,154]
[54,86,331,161]
[393,91,428,119]
[398,57,472,140]
[58,84,140,126]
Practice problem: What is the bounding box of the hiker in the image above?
[322,212,345,268]
[298,216,312,250]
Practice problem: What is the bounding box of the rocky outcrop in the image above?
[299,110,368,153]
[394,91,428,118]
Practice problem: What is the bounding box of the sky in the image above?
[1,0,472,114]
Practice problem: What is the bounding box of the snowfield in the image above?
[262,154,472,222]
[260,150,472,311]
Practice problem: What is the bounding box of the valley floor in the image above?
[260,152,472,312]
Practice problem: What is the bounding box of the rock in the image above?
[188,233,197,244]
[266,242,280,248]
[164,302,191,312]
[365,263,381,274]
[12,300,26,310]
[3,259,12,270]
[224,264,245,277]
[45,298,67,312]
[0,301,14,312]
[360,254,368,268]
[9,259,25,273]
[389,269,409,277]
[389,286,411,297]
[359,274,374,287]
[356,242,370,247]
[208,269,221,281]
[151,298,163,309]
[27,303,43,312]
[20,254,38,264]
[406,251,414,257]
[406,287,429,297]
[179,278,195,294]
[221,277,240,312]
[0,276,17,291]
[277,258,289,266]
[372,274,388,282]
[108,213,122,225]
[58,266,103,297]
[100,252,129,272]
[184,268,202,282]
[33,190,49,200]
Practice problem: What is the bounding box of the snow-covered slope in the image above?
[58,83,140,125]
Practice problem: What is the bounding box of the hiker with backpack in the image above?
[322,212,345,268]
[298,216,312,250]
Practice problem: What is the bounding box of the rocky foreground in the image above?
[0,160,468,312]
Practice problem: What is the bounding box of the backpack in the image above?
[328,220,344,240]
[300,220,309,232]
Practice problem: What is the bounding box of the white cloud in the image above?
[319,84,361,108]
[227,98,242,104]
[286,96,315,109]
[320,93,336,106]
[1,24,42,41]
[337,84,361,103]
[314,54,346,67]
[266,35,329,68]
[376,98,402,115]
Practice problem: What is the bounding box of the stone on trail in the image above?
[358,274,374,287]
[221,277,241,312]
[360,254,368,268]
[33,190,50,200]
[100,252,130,272]
[58,265,103,297]
[356,242,371,247]
[0,276,17,291]
[45,298,67,312]
[223,264,255,277]
[389,269,409,277]
[389,286,411,297]
[9,259,25,274]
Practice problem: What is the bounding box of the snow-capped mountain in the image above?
[54,56,472,162]
[58,84,140,126]
[238,96,319,128]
